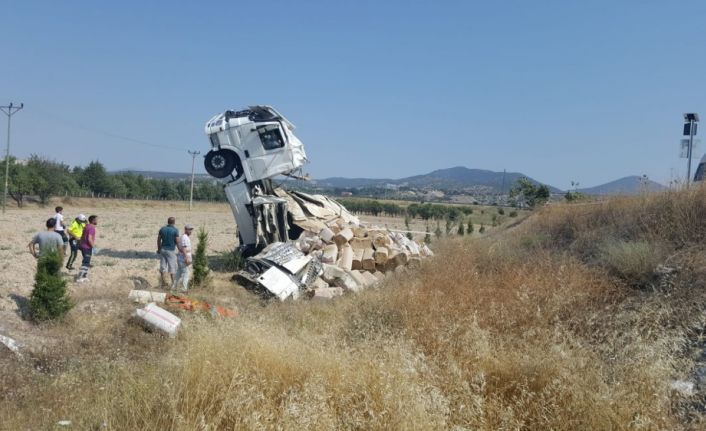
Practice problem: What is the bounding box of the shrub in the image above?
[509,210,518,217]
[598,240,661,287]
[457,222,465,236]
[218,249,245,272]
[29,249,72,321]
[498,208,505,215]
[191,228,210,287]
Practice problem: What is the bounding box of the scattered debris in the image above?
[311,287,344,300]
[128,289,166,304]
[165,294,237,318]
[133,303,181,338]
[0,333,22,357]
[670,380,695,396]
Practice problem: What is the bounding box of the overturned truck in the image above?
[203,106,432,300]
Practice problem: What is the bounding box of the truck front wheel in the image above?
[204,150,237,178]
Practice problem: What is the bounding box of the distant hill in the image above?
[112,167,667,197]
[577,176,667,195]
[315,166,560,193]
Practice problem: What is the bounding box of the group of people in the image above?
[28,209,195,291]
[157,217,194,292]
[28,206,97,282]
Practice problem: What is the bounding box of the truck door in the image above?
[244,122,296,181]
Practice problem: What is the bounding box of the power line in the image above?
[32,106,189,151]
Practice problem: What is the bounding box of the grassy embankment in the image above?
[3,187,706,429]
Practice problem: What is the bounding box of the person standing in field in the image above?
[173,224,194,292]
[65,214,87,270]
[157,217,180,288]
[76,215,98,283]
[53,206,68,252]
[28,218,65,259]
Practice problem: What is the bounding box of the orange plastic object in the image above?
[165,294,237,318]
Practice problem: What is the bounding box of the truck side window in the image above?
[257,125,285,150]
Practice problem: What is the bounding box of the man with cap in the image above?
[65,214,88,270]
[173,224,194,292]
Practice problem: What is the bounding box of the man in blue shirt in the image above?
[157,216,180,288]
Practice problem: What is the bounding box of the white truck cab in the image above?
[204,106,307,181]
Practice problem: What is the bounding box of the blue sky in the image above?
[1,0,705,189]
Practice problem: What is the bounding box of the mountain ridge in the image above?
[111,167,667,196]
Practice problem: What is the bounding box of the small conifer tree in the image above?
[29,249,72,321]
[445,218,452,235]
[435,221,442,239]
[191,227,210,287]
[424,225,432,244]
[479,223,486,234]
[457,222,465,236]
[467,219,474,234]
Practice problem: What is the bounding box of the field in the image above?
[2,189,706,430]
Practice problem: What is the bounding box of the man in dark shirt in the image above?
[77,215,98,283]
[157,216,180,288]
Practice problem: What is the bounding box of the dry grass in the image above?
[3,187,706,429]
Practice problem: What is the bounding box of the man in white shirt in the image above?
[53,206,68,252]
[173,224,194,292]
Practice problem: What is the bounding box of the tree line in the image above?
[0,156,227,207]
[336,198,475,221]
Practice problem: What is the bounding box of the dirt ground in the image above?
[0,198,241,354]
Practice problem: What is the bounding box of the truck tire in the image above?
[204,150,237,178]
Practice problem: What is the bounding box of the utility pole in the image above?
[188,150,200,211]
[1,102,24,214]
[683,113,699,187]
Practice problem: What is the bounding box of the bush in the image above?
[29,249,72,321]
[218,249,245,272]
[498,208,505,215]
[509,210,518,217]
[191,228,210,287]
[598,240,661,287]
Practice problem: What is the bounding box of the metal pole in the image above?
[3,112,10,214]
[1,103,24,214]
[188,150,200,211]
[687,118,695,186]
